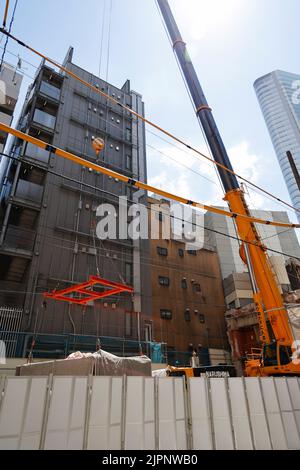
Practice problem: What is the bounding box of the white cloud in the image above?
[228,141,263,183]
[149,169,190,199]
[170,0,246,41]
[147,139,271,212]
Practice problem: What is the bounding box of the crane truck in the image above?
[157,0,300,377]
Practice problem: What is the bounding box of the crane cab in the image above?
[245,342,298,377]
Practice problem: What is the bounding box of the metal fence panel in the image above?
[125,376,155,450]
[0,376,300,450]
[86,376,123,450]
[189,378,213,450]
[274,378,300,450]
[209,379,235,450]
[260,378,288,450]
[228,378,254,450]
[44,377,87,450]
[0,377,29,450]
[0,307,23,357]
[158,377,187,450]
[19,377,48,450]
[244,378,272,450]
[287,378,300,436]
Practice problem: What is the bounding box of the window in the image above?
[181,279,187,289]
[125,312,132,337]
[126,155,132,171]
[184,310,191,322]
[198,314,205,324]
[239,298,253,307]
[178,248,184,257]
[159,276,170,287]
[126,127,132,142]
[193,283,201,293]
[157,247,168,257]
[157,212,164,222]
[160,309,172,320]
[125,263,133,284]
[187,249,197,256]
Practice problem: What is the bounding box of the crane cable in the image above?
[1,121,299,231]
[106,0,113,82]
[98,0,106,78]
[0,27,299,218]
[155,0,226,196]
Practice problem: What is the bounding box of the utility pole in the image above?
[287,151,300,192]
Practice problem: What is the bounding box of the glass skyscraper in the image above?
[254,70,300,222]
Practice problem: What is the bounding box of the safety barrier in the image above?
[0,376,299,450]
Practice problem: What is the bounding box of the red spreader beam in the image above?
[43,276,133,306]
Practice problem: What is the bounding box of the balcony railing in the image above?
[33,109,56,130]
[15,179,43,205]
[24,142,50,165]
[3,225,36,252]
[39,81,61,101]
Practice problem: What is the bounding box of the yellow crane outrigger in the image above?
[157,0,300,377]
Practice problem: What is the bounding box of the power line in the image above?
[0,0,18,71]
[1,150,300,262]
[2,121,300,230]
[0,35,297,219]
[1,27,299,218]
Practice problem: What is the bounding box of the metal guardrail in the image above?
[0,330,223,367]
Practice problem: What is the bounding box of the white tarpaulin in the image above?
[17,349,152,377]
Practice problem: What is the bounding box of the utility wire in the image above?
[2,119,299,230]
[0,27,299,219]
[1,52,293,218]
[2,150,300,262]
[0,35,297,220]
[0,0,18,71]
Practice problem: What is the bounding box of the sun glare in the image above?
[171,0,244,40]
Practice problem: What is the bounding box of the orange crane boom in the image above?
[157,0,299,376]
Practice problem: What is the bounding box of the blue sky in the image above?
[1,0,300,223]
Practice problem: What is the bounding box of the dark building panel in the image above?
[0,49,151,354]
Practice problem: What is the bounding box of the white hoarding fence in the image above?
[0,376,299,450]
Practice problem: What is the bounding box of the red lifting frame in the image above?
[43,276,133,306]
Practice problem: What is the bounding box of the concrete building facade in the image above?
[254,70,300,222]
[205,207,300,373]
[0,48,151,357]
[0,62,23,163]
[205,207,300,287]
[148,197,229,366]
